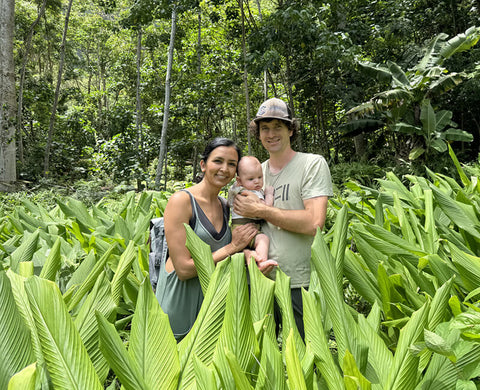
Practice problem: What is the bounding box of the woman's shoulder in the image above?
[166,190,193,210]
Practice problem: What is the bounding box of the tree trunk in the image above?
[155,5,177,189]
[135,27,143,190]
[17,0,48,165]
[43,0,74,176]
[255,0,268,100]
[193,8,202,182]
[0,0,17,190]
[239,0,251,154]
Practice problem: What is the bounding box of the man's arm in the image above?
[234,191,328,236]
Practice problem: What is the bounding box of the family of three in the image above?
[155,97,334,341]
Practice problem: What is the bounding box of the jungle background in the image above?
[1,0,480,196]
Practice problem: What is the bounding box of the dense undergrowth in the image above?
[3,147,480,388]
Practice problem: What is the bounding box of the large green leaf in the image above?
[223,348,254,390]
[357,313,392,387]
[129,278,180,390]
[303,289,344,390]
[274,268,305,360]
[66,243,117,311]
[25,276,103,390]
[96,313,148,390]
[0,271,35,389]
[74,272,117,384]
[177,259,231,389]
[430,185,480,239]
[285,329,307,390]
[438,27,480,60]
[39,237,62,281]
[185,223,215,295]
[6,270,50,388]
[385,303,429,390]
[420,100,436,134]
[213,253,259,388]
[311,229,350,364]
[111,240,137,304]
[448,242,480,291]
[8,230,40,272]
[343,350,371,390]
[193,355,217,390]
[7,363,36,390]
[248,255,275,335]
[256,331,286,390]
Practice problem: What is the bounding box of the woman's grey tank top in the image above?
[155,190,231,341]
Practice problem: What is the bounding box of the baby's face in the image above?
[237,161,263,191]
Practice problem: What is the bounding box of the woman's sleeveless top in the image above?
[155,190,231,341]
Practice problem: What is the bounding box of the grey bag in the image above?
[149,217,168,292]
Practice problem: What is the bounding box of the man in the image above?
[233,97,333,339]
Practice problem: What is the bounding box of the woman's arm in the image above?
[164,191,258,281]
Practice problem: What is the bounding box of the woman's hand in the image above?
[231,223,258,252]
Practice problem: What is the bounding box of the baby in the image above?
[228,156,277,269]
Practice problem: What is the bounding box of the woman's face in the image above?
[200,146,239,188]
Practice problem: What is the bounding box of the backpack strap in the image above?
[149,217,168,291]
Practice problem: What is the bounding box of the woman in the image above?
[156,137,258,341]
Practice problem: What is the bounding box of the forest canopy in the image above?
[1,0,480,191]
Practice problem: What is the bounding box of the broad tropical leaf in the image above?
[185,223,215,294]
[7,363,36,390]
[129,278,180,390]
[213,253,259,388]
[0,271,35,389]
[96,312,148,390]
[25,276,103,390]
[177,259,231,389]
[285,329,307,390]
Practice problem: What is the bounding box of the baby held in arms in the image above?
[228,156,278,270]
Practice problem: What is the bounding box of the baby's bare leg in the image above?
[255,233,270,262]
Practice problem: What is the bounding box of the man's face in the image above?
[258,119,292,154]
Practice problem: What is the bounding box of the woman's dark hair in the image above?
[195,138,242,183]
[200,137,242,164]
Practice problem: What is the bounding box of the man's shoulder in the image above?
[294,152,328,166]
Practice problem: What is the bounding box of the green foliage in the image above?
[4,148,480,388]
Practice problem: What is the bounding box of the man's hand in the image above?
[233,191,264,219]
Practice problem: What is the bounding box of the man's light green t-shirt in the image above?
[262,152,333,288]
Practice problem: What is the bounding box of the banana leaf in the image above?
[25,276,103,389]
